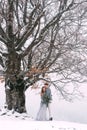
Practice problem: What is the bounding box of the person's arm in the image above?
[49,89,52,100]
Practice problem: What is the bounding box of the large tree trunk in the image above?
[5,52,26,113]
[5,88,26,113]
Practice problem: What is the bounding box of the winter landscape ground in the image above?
[0,81,87,130]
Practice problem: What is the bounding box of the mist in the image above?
[25,83,87,124]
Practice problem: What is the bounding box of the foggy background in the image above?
[0,82,87,124]
[25,83,87,124]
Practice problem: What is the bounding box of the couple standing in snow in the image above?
[36,83,53,121]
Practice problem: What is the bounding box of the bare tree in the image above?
[0,0,87,112]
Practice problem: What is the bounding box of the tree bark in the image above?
[5,88,26,113]
[5,52,26,113]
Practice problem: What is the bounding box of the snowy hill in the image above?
[0,82,87,130]
[0,108,87,130]
[0,115,87,130]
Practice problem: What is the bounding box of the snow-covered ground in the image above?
[0,120,87,130]
[0,82,87,130]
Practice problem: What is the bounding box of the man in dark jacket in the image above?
[44,83,53,120]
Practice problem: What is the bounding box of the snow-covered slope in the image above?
[0,82,87,130]
[0,118,87,130]
[0,107,87,130]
